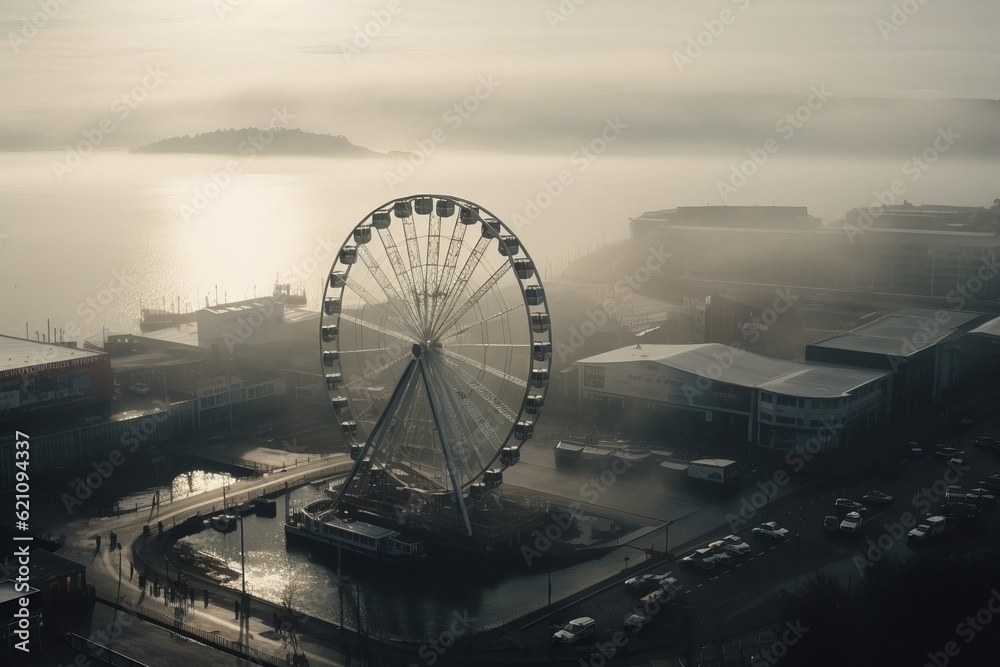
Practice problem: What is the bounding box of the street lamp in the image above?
[112,543,123,626]
[239,513,248,639]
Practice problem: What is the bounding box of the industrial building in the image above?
[576,343,890,455]
[629,202,1000,301]
[805,308,991,417]
[0,335,112,429]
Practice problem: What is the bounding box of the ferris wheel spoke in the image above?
[342,350,411,390]
[339,312,415,345]
[434,352,519,423]
[427,222,470,327]
[343,274,422,340]
[423,355,496,479]
[400,215,427,319]
[431,264,513,341]
[431,369,498,475]
[357,244,423,335]
[377,227,423,326]
[439,348,527,389]
[429,236,490,336]
[418,359,474,534]
[425,213,441,311]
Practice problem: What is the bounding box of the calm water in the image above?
[3,150,996,342]
[176,483,637,640]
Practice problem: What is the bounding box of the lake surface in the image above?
[3,149,995,343]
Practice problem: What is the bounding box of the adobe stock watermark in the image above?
[213,0,244,21]
[52,67,168,181]
[673,0,752,73]
[545,0,587,30]
[554,243,669,363]
[853,459,970,576]
[716,85,833,203]
[7,0,71,53]
[383,76,501,191]
[408,610,476,666]
[726,418,838,532]
[178,107,295,222]
[221,298,278,354]
[61,411,169,514]
[838,126,960,243]
[887,270,998,373]
[339,0,405,62]
[683,287,798,405]
[510,116,628,233]
[924,588,1000,667]
[749,620,809,666]
[877,0,932,42]
[521,455,636,566]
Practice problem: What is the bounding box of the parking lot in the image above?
[519,410,1000,663]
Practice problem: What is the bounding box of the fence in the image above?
[62,628,152,667]
[101,594,291,667]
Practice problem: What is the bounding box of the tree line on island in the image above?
[133,127,405,156]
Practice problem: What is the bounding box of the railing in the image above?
[63,628,152,667]
[101,594,291,667]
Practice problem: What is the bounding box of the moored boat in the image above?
[285,498,425,562]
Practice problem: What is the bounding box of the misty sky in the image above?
[1,0,998,153]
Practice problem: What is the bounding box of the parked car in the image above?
[969,488,997,507]
[553,617,596,644]
[862,491,894,506]
[639,578,685,608]
[907,442,923,456]
[624,610,655,633]
[701,552,733,568]
[707,535,752,557]
[839,511,863,534]
[752,522,789,540]
[823,515,839,531]
[935,448,965,461]
[129,382,151,396]
[680,548,716,571]
[908,516,947,542]
[625,572,675,591]
[835,498,867,512]
[938,502,980,524]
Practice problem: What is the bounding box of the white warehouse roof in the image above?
[809,308,982,357]
[577,343,889,399]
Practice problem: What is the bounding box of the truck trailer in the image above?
[687,459,740,484]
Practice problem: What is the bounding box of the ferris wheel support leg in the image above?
[419,359,473,537]
[330,358,418,509]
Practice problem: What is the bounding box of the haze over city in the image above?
[1,1,999,666]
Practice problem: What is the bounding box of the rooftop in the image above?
[202,297,284,316]
[968,315,1000,339]
[0,334,105,373]
[577,343,889,398]
[809,308,984,357]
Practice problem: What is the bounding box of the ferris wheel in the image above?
[320,195,551,536]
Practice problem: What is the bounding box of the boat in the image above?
[139,308,196,332]
[612,443,652,464]
[208,514,238,532]
[285,498,425,562]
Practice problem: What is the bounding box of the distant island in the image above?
[133,128,405,157]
